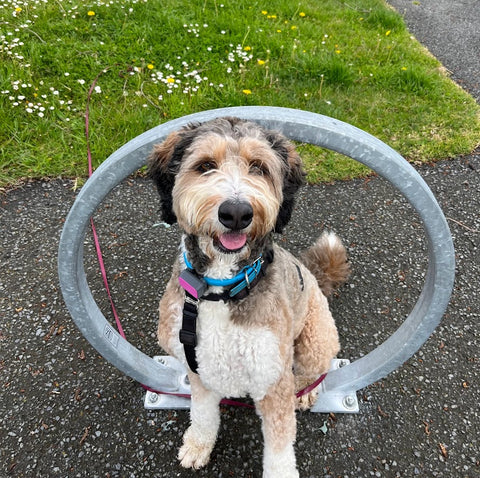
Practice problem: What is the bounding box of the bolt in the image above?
[148,392,159,404]
[156,357,166,365]
[183,375,190,386]
[338,359,349,368]
[343,394,357,410]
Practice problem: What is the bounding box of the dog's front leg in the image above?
[256,370,299,478]
[178,371,222,469]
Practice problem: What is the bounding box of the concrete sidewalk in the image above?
[1,2,479,477]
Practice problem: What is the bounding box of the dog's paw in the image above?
[178,428,214,469]
[263,456,299,478]
[263,443,299,478]
[263,469,299,478]
[295,388,318,411]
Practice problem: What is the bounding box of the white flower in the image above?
[94,86,101,94]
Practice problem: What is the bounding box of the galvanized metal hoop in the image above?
[58,106,455,399]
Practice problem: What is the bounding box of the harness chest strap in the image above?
[178,250,274,374]
[179,293,200,373]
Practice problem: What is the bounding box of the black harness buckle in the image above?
[179,329,197,347]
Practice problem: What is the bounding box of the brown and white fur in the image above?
[148,117,350,477]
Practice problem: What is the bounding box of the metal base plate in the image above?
[144,356,359,413]
[311,359,359,413]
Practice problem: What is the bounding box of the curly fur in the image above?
[148,117,350,477]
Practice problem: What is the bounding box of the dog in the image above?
[148,117,350,477]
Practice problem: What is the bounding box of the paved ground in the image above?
[388,0,480,102]
[1,2,479,477]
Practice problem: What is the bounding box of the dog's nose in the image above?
[218,200,253,230]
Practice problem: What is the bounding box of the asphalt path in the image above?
[388,0,480,101]
[1,2,479,477]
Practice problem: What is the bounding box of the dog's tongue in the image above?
[219,232,247,251]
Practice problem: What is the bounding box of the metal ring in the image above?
[58,106,455,395]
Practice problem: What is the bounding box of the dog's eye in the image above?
[249,162,268,176]
[197,161,217,173]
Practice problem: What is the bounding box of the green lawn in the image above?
[1,0,479,187]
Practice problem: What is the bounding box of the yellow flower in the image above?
[291,25,298,30]
[386,30,391,36]
[242,89,252,95]
[87,10,95,16]
[267,14,277,19]
[299,12,306,17]
[276,29,282,33]
[244,46,252,51]
[335,49,341,54]
[401,66,408,70]
[257,59,265,65]
[261,10,267,15]
[147,64,154,70]
[166,77,175,83]
[15,7,22,12]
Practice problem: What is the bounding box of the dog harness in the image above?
[178,250,274,373]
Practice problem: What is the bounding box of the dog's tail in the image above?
[300,231,351,297]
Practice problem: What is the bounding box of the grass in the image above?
[1,0,479,187]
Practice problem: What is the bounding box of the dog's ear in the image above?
[148,124,200,224]
[265,132,306,233]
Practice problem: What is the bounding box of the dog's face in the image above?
[149,117,305,260]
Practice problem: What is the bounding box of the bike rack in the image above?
[58,106,455,413]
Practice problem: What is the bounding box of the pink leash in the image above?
[86,68,125,339]
[85,69,327,408]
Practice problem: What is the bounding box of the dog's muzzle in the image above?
[217,200,253,252]
[218,199,253,230]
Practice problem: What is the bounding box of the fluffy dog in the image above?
[148,117,350,477]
